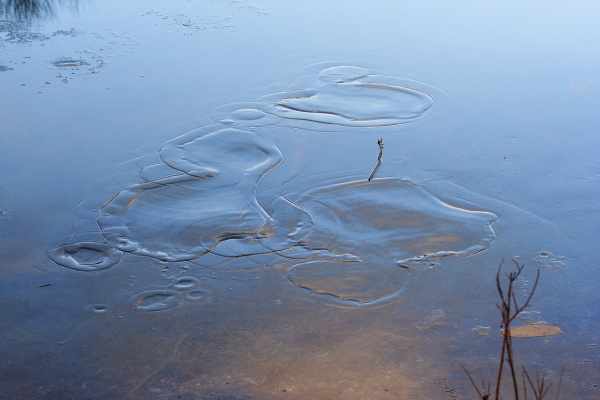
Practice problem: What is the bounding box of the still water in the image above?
[1,1,599,399]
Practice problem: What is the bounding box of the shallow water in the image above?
[1,1,599,399]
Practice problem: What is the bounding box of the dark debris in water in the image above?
[51,57,89,68]
[0,20,50,43]
[52,28,82,37]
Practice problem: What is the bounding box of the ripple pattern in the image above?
[297,179,497,264]
[98,126,315,261]
[258,65,435,127]
[48,242,123,271]
[55,62,499,308]
[129,277,214,312]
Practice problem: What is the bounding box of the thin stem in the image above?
[462,365,486,399]
[368,138,384,181]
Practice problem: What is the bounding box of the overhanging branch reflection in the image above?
[0,0,86,22]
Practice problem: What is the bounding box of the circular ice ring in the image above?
[129,289,184,312]
[184,288,213,303]
[48,242,123,271]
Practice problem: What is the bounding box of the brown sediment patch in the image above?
[503,324,563,338]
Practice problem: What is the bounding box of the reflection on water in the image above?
[0,0,84,22]
[33,63,577,399]
[2,2,598,398]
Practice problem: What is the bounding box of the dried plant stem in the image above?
[494,260,540,400]
[464,259,558,400]
[368,138,384,181]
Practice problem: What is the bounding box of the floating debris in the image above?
[51,57,89,68]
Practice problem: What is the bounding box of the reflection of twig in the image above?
[368,138,384,181]
[495,260,539,400]
[522,367,561,400]
[463,260,564,400]
[1,0,82,22]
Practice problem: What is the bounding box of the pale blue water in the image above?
[1,1,599,399]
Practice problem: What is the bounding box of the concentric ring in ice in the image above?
[129,289,184,312]
[184,288,213,303]
[88,62,498,308]
[129,284,214,312]
[95,125,497,308]
[256,65,436,127]
[48,241,123,271]
[276,177,497,306]
[170,276,203,290]
[296,178,497,264]
[97,125,315,261]
[210,102,283,128]
[287,260,410,307]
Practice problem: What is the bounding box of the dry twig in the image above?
[463,260,563,400]
[368,138,384,181]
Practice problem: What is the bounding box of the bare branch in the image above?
[368,138,384,181]
[466,260,562,400]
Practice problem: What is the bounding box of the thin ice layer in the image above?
[277,178,497,306]
[97,126,314,261]
[257,65,435,127]
[297,178,497,264]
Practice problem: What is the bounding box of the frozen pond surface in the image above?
[1,1,599,399]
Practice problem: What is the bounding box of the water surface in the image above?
[1,1,599,399]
